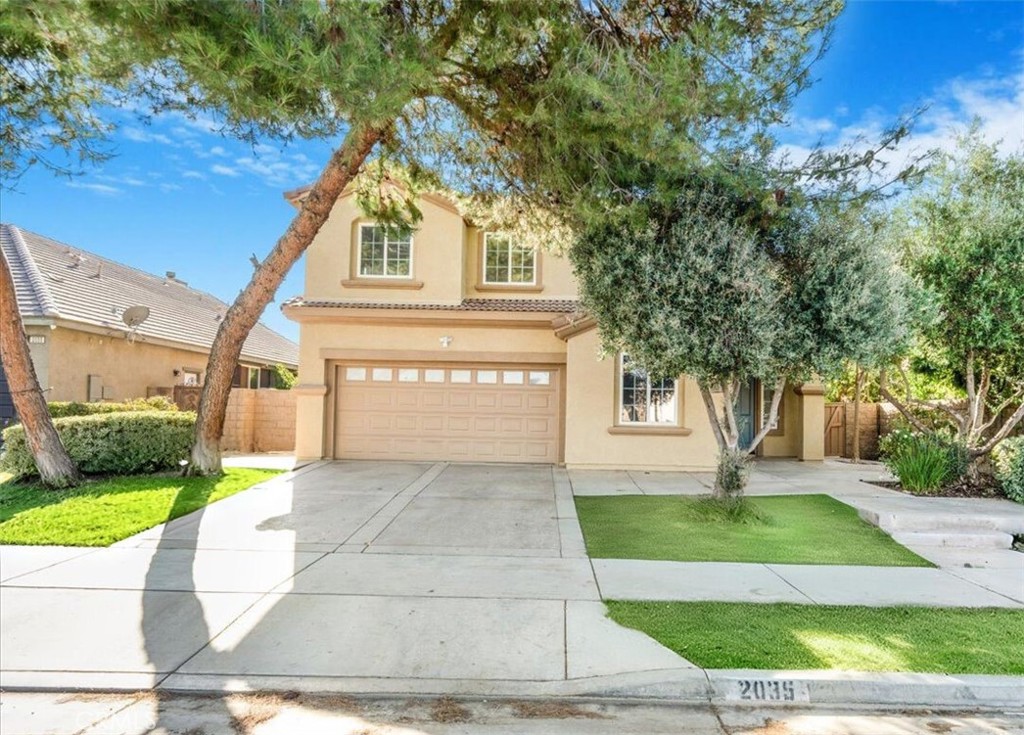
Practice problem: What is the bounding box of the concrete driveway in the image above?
[0,461,693,695]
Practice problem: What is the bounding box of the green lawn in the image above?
[606,601,1024,674]
[0,469,280,546]
[575,494,931,566]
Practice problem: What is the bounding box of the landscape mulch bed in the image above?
[863,479,1005,499]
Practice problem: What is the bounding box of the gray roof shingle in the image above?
[1,224,298,367]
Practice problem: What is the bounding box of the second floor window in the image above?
[484,233,536,285]
[359,224,413,278]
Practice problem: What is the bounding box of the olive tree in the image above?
[881,134,1024,464]
[572,182,911,498]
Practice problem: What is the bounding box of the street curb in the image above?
[2,668,1020,710]
[701,669,1024,709]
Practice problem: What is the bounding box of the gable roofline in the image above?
[4,224,298,368]
[282,182,465,219]
[2,224,60,317]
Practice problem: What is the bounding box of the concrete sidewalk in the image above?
[592,559,1024,606]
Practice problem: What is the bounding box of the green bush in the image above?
[47,396,178,418]
[1,411,195,479]
[879,429,967,494]
[993,437,1024,504]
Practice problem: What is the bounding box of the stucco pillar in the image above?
[795,381,825,461]
[293,383,328,460]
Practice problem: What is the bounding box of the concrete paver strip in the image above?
[564,600,697,678]
[371,496,560,551]
[178,593,567,681]
[0,587,263,677]
[592,559,814,603]
[3,547,325,593]
[568,469,641,495]
[280,553,600,600]
[0,545,98,583]
[767,564,1024,607]
[942,566,1024,603]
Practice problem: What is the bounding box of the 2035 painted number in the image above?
[738,680,796,701]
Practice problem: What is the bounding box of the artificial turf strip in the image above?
[605,601,1024,674]
[0,468,281,546]
[575,494,932,566]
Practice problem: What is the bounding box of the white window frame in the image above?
[482,232,537,286]
[617,354,679,426]
[246,366,261,389]
[357,223,414,279]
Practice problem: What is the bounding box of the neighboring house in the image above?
[283,187,826,469]
[0,224,298,425]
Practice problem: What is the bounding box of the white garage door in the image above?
[334,364,560,463]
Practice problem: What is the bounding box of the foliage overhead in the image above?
[572,180,911,388]
[15,0,862,226]
[895,133,1024,388]
[0,0,119,185]
[881,132,1024,457]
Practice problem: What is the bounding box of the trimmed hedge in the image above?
[0,411,195,479]
[993,437,1024,504]
[47,396,178,418]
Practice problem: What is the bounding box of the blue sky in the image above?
[4,1,1022,342]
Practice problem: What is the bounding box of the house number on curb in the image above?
[731,680,809,703]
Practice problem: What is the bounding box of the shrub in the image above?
[1,411,195,479]
[993,437,1024,504]
[879,429,967,494]
[47,396,178,418]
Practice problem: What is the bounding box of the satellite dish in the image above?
[121,305,151,328]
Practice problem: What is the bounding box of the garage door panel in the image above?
[336,363,559,463]
[422,392,445,408]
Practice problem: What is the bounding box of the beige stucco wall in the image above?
[46,326,208,402]
[462,226,578,300]
[22,325,52,395]
[304,194,466,304]
[564,328,721,470]
[760,385,801,458]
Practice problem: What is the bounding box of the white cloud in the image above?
[159,182,183,193]
[211,164,240,177]
[209,146,228,157]
[776,61,1024,184]
[182,170,206,180]
[122,127,174,146]
[67,181,121,196]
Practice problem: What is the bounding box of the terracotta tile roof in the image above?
[284,297,580,313]
[1,224,298,367]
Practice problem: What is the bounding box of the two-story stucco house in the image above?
[283,186,826,469]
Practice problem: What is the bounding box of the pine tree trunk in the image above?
[187,125,386,474]
[0,250,81,488]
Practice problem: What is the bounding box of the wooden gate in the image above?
[173,385,202,411]
[824,402,846,456]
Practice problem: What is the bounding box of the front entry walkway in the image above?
[0,461,693,695]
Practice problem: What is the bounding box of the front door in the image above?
[736,379,756,449]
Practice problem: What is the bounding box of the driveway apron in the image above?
[0,461,692,694]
